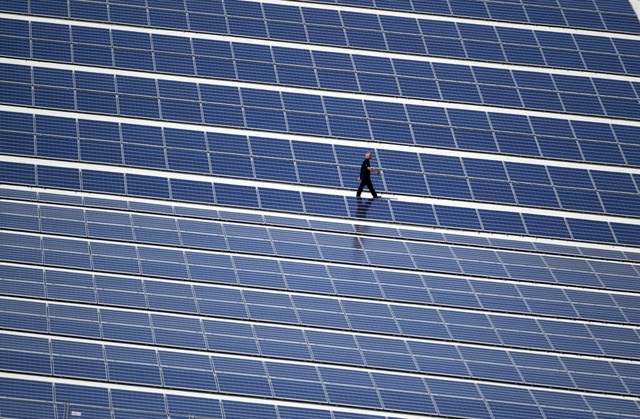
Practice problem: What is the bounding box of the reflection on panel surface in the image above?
[2,108,640,217]
[3,161,640,245]
[1,0,640,417]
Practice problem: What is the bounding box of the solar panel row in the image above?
[3,26,640,117]
[3,161,640,245]
[0,292,638,396]
[3,264,640,358]
[2,372,638,419]
[3,0,639,46]
[4,185,640,262]
[294,0,640,33]
[4,104,640,167]
[2,0,639,417]
[3,115,640,218]
[3,200,640,295]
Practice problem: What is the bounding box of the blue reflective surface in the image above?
[2,1,640,418]
[3,0,640,71]
[2,109,640,220]
[2,160,639,245]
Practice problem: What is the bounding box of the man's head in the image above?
[365,152,371,160]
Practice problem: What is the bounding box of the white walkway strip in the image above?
[3,183,639,254]
[3,154,640,227]
[3,12,640,84]
[631,0,640,20]
[251,0,640,40]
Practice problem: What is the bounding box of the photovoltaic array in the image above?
[1,0,640,418]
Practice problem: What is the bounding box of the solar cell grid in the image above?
[5,21,640,107]
[7,133,637,221]
[4,102,638,179]
[3,0,640,416]
[6,3,640,69]
[5,198,640,292]
[5,248,635,350]
[4,174,634,249]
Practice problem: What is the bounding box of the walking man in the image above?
[356,152,381,198]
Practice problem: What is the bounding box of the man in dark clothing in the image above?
[356,152,381,198]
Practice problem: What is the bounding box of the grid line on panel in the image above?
[5,155,640,249]
[2,320,640,401]
[4,278,640,368]
[4,3,640,79]
[3,183,640,263]
[3,222,640,340]
[3,0,640,417]
[4,208,640,303]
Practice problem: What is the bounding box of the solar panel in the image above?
[2,0,640,417]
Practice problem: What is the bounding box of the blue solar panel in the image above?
[3,1,640,417]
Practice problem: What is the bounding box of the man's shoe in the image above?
[374,194,382,198]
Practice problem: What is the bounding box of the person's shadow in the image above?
[352,197,374,264]
[354,197,373,231]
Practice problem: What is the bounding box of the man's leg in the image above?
[366,179,378,198]
[356,179,366,197]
